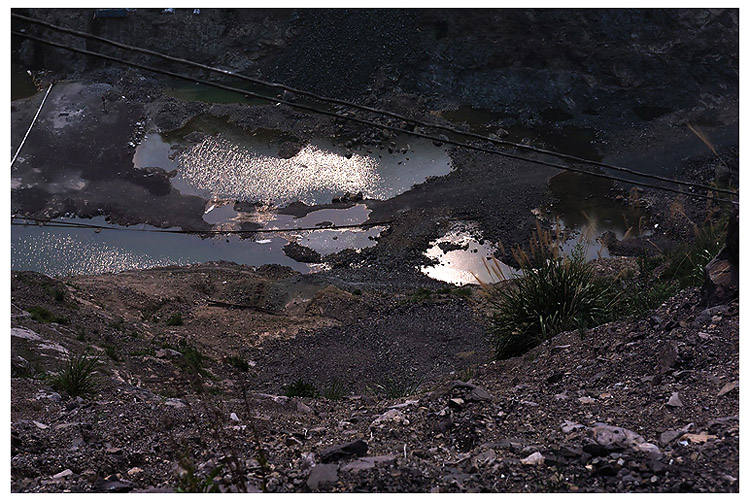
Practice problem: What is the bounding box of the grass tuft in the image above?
[284,379,319,398]
[166,312,184,326]
[484,225,613,359]
[51,352,102,397]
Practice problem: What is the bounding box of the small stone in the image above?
[578,396,596,404]
[33,421,49,429]
[230,413,240,422]
[520,452,545,466]
[306,464,338,491]
[448,398,465,410]
[717,381,738,397]
[296,400,313,414]
[320,439,368,463]
[666,392,683,407]
[52,469,73,480]
[127,467,143,476]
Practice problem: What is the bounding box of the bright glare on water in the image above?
[176,137,380,205]
[421,224,517,286]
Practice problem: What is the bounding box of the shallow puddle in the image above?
[134,122,452,207]
[11,217,310,277]
[261,204,384,256]
[11,64,39,101]
[163,79,275,105]
[421,224,517,286]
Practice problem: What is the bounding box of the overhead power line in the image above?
[11,12,738,197]
[11,215,392,235]
[11,30,738,206]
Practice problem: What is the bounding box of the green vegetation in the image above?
[284,379,319,398]
[166,312,184,326]
[322,380,346,400]
[224,355,249,373]
[486,227,613,359]
[28,306,68,325]
[366,376,422,398]
[485,218,728,360]
[51,352,101,397]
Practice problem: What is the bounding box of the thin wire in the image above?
[11,82,54,168]
[11,12,738,197]
[11,215,392,234]
[10,30,739,206]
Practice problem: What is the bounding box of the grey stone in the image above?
[666,392,684,407]
[468,387,492,402]
[520,451,545,466]
[341,455,396,473]
[306,464,338,491]
[320,439,368,463]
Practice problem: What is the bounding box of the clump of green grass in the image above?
[28,306,68,325]
[284,379,319,398]
[179,342,209,378]
[224,355,249,373]
[166,313,184,326]
[366,376,422,398]
[51,352,102,397]
[484,225,613,359]
[322,380,346,400]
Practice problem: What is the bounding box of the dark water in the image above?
[11,217,311,277]
[11,65,38,101]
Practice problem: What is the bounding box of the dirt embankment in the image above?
[10,264,739,492]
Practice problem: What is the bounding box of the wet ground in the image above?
[10,8,739,285]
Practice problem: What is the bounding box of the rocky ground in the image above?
[9,8,740,493]
[10,264,739,492]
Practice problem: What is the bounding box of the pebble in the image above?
[520,452,545,466]
[52,469,73,480]
[306,464,338,491]
[666,392,684,407]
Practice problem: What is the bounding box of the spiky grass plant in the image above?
[51,352,102,397]
[483,224,613,359]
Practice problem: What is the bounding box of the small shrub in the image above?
[166,313,184,326]
[225,355,249,372]
[28,306,68,325]
[485,226,613,359]
[284,379,318,398]
[366,377,422,398]
[179,342,208,378]
[322,380,345,400]
[352,289,363,296]
[51,352,101,397]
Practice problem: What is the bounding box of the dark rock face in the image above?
[283,242,322,263]
[320,439,368,463]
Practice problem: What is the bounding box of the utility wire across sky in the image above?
[11,12,738,198]
[10,16,738,208]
